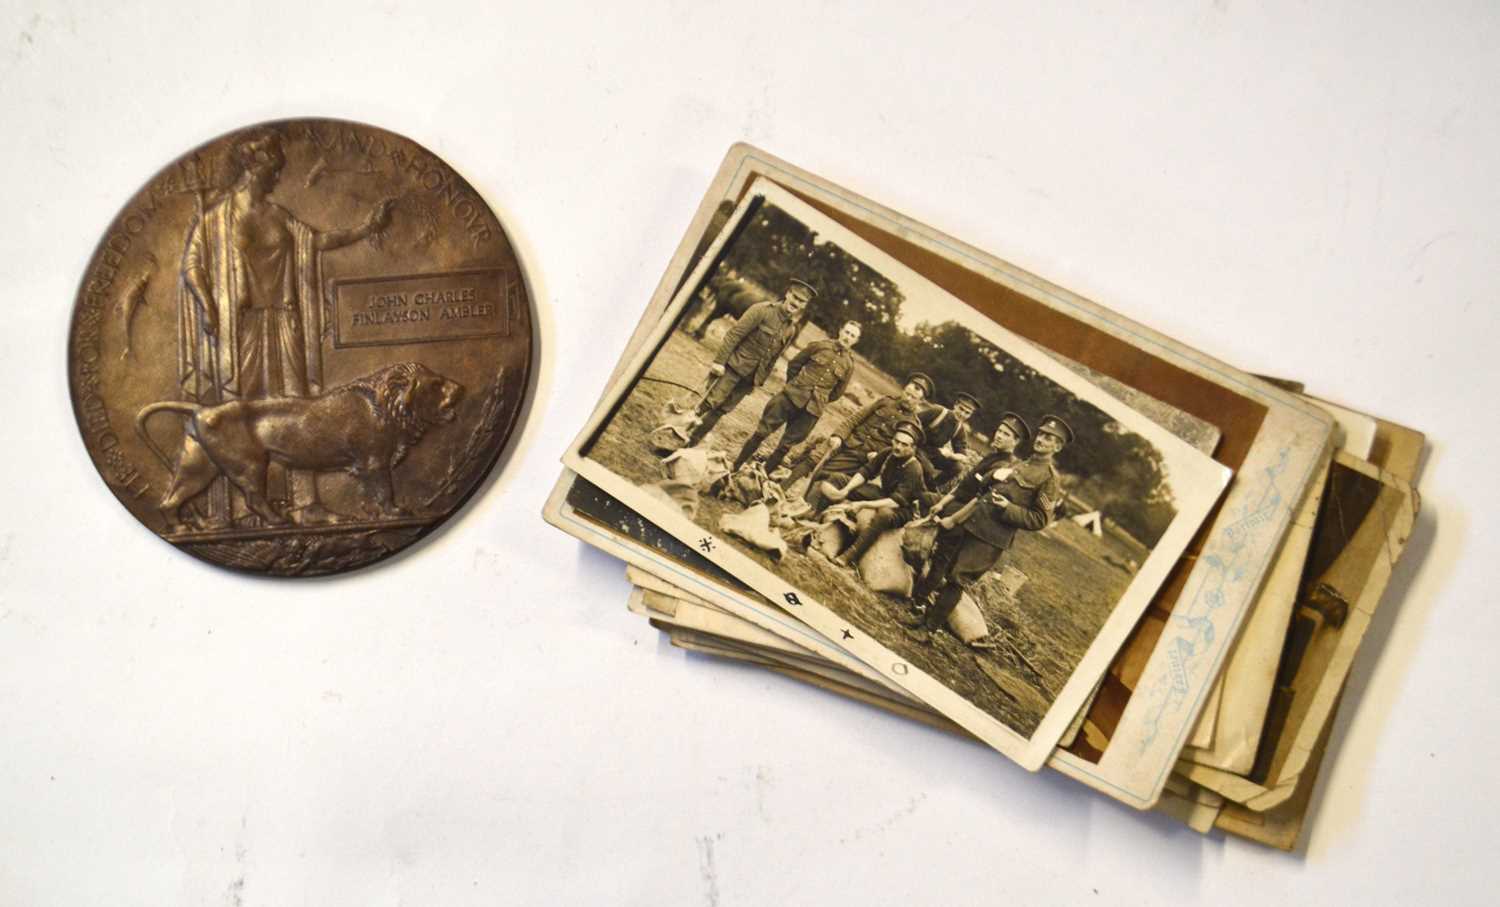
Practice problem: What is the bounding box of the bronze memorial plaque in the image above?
[68,118,534,576]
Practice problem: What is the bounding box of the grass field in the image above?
[585,327,1139,739]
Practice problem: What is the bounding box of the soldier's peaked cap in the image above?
[905,372,936,398]
[785,278,817,299]
[994,412,1031,443]
[952,392,980,411]
[1037,414,1075,444]
[891,418,926,445]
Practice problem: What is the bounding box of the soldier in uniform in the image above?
[783,371,936,491]
[917,391,979,488]
[806,419,928,570]
[734,319,861,471]
[925,411,1031,523]
[683,278,813,448]
[907,413,1071,639]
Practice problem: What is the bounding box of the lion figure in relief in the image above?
[137,362,465,530]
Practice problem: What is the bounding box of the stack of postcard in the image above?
[544,145,1424,850]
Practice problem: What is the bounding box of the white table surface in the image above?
[1,2,1492,903]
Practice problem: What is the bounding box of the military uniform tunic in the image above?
[789,392,926,483]
[916,404,972,486]
[949,453,1061,547]
[838,394,924,451]
[852,448,927,521]
[807,446,928,564]
[735,338,856,470]
[914,453,1062,629]
[782,339,855,415]
[714,300,798,384]
[688,300,800,445]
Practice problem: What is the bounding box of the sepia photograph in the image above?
[546,144,1334,801]
[565,179,1231,768]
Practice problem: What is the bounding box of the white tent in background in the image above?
[1071,510,1103,537]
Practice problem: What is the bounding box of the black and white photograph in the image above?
[565,180,1231,768]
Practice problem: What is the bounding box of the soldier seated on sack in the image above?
[782,371,936,493]
[917,390,979,490]
[906,413,1070,641]
[805,418,929,571]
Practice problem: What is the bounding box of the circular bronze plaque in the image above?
[68,118,534,576]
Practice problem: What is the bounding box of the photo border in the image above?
[545,143,1334,806]
[564,179,1232,770]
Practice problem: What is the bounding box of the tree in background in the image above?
[697,202,1176,546]
[901,322,1178,546]
[719,203,905,343]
